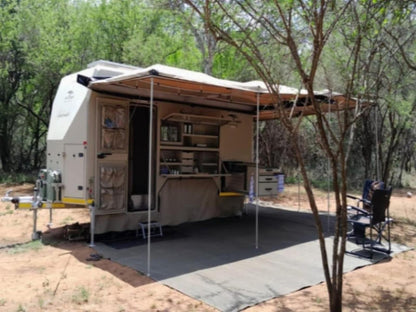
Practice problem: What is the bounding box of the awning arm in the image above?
[147,78,154,276]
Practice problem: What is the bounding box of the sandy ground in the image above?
[0,183,415,312]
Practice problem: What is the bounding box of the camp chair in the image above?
[347,179,385,210]
[347,187,393,258]
[346,179,385,241]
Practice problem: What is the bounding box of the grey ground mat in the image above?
[99,227,187,249]
[95,205,410,312]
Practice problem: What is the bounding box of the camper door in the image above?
[95,100,129,215]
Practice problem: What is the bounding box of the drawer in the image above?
[181,165,193,173]
[182,152,194,158]
[259,175,278,183]
[182,158,194,165]
[258,182,278,196]
[259,168,280,175]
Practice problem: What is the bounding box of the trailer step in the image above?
[137,221,163,239]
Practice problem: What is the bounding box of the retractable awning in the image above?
[82,61,365,276]
[85,63,362,119]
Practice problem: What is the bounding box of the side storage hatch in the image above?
[63,144,86,202]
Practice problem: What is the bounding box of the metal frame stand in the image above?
[47,200,53,227]
[31,207,41,240]
[89,204,96,247]
[31,188,42,240]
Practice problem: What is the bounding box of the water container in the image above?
[277,173,284,193]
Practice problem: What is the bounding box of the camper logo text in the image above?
[58,90,75,117]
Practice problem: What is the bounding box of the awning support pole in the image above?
[375,105,380,180]
[327,99,331,233]
[147,77,154,277]
[255,92,260,249]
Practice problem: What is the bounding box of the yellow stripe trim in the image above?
[219,192,244,197]
[62,197,90,205]
[19,203,33,209]
[18,202,67,209]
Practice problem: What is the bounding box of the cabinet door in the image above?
[99,104,129,153]
[96,161,127,214]
[96,101,129,214]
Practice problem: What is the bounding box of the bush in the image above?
[310,179,332,190]
[285,175,301,184]
[0,171,37,185]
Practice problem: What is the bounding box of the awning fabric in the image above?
[87,63,363,120]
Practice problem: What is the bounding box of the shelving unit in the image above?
[159,113,222,176]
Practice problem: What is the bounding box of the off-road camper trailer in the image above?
[3,60,360,239]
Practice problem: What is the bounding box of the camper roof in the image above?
[83,62,363,119]
[86,60,141,80]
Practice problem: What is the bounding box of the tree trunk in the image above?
[0,130,11,172]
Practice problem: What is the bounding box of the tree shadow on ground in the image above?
[41,225,154,288]
[343,284,416,311]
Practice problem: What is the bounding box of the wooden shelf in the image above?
[183,133,218,139]
[160,140,183,146]
[160,145,219,152]
[160,162,182,166]
[162,113,233,126]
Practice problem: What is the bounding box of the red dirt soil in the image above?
[0,183,415,311]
